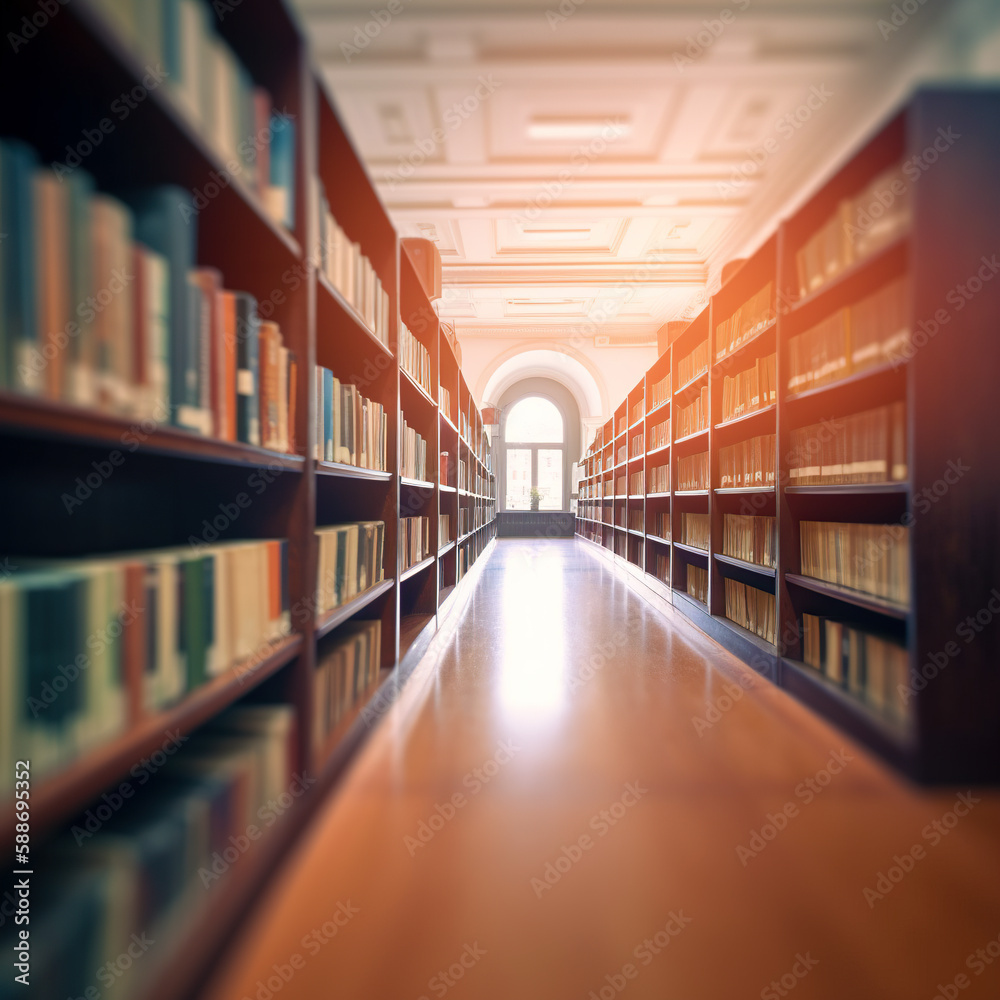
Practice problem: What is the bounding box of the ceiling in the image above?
[293,0,959,348]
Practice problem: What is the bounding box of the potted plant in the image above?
[529,486,542,511]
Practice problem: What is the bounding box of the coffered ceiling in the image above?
[293,0,957,347]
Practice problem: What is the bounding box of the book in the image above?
[714,282,774,362]
[723,514,776,567]
[676,341,709,388]
[315,522,386,617]
[686,564,708,604]
[720,354,776,423]
[677,452,709,491]
[676,386,709,438]
[725,579,776,643]
[680,513,710,550]
[718,434,776,489]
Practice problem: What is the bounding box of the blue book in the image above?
[233,292,260,446]
[268,112,295,229]
[323,367,333,461]
[0,139,39,392]
[125,186,197,429]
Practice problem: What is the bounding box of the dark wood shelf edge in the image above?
[785,573,909,620]
[315,579,395,640]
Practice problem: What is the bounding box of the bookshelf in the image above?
[0,1,496,996]
[577,87,1000,783]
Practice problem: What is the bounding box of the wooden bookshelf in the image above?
[0,1,498,995]
[577,87,1000,783]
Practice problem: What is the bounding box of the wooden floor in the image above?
[204,539,1000,1000]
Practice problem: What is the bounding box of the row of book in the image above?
[440,386,452,422]
[617,415,627,436]
[617,444,627,465]
[11,700,299,999]
[629,434,644,459]
[650,512,671,540]
[789,402,906,485]
[680,513,710,550]
[400,322,433,398]
[719,434,776,489]
[720,354,777,423]
[650,418,670,451]
[0,145,299,451]
[616,508,627,529]
[787,277,909,395]
[630,399,644,426]
[439,515,452,546]
[317,184,391,347]
[315,522,386,618]
[614,533,627,559]
[678,452,709,491]
[314,621,381,752]
[799,520,910,604]
[650,463,670,494]
[629,510,644,532]
[725,580,776,644]
[686,564,709,604]
[649,373,671,410]
[652,551,670,585]
[715,282,775,363]
[676,340,710,388]
[617,475,628,496]
[795,164,910,300]
[313,367,387,470]
[93,0,295,226]
[628,471,644,495]
[401,417,429,481]
[801,615,909,724]
[0,539,289,795]
[723,514,777,568]
[401,516,431,571]
[676,386,709,438]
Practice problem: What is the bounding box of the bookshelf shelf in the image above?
[646,400,670,417]
[674,428,709,446]
[400,556,435,583]
[578,88,1000,781]
[647,535,671,546]
[316,272,393,359]
[785,482,909,495]
[628,529,644,539]
[714,403,776,433]
[440,484,457,494]
[316,461,393,482]
[673,542,709,558]
[789,234,908,318]
[0,393,306,471]
[438,541,456,556]
[785,573,909,620]
[63,0,304,262]
[647,444,670,458]
[713,319,777,368]
[401,367,437,408]
[714,553,777,579]
[316,580,396,641]
[400,476,435,490]
[5,634,303,845]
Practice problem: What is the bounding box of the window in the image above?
[504,396,564,510]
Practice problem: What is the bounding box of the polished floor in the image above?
[206,539,1000,1000]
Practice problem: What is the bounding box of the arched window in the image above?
[504,396,564,510]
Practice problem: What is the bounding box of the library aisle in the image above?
[206,540,1000,1000]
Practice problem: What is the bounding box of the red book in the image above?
[189,268,225,439]
[221,292,239,442]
